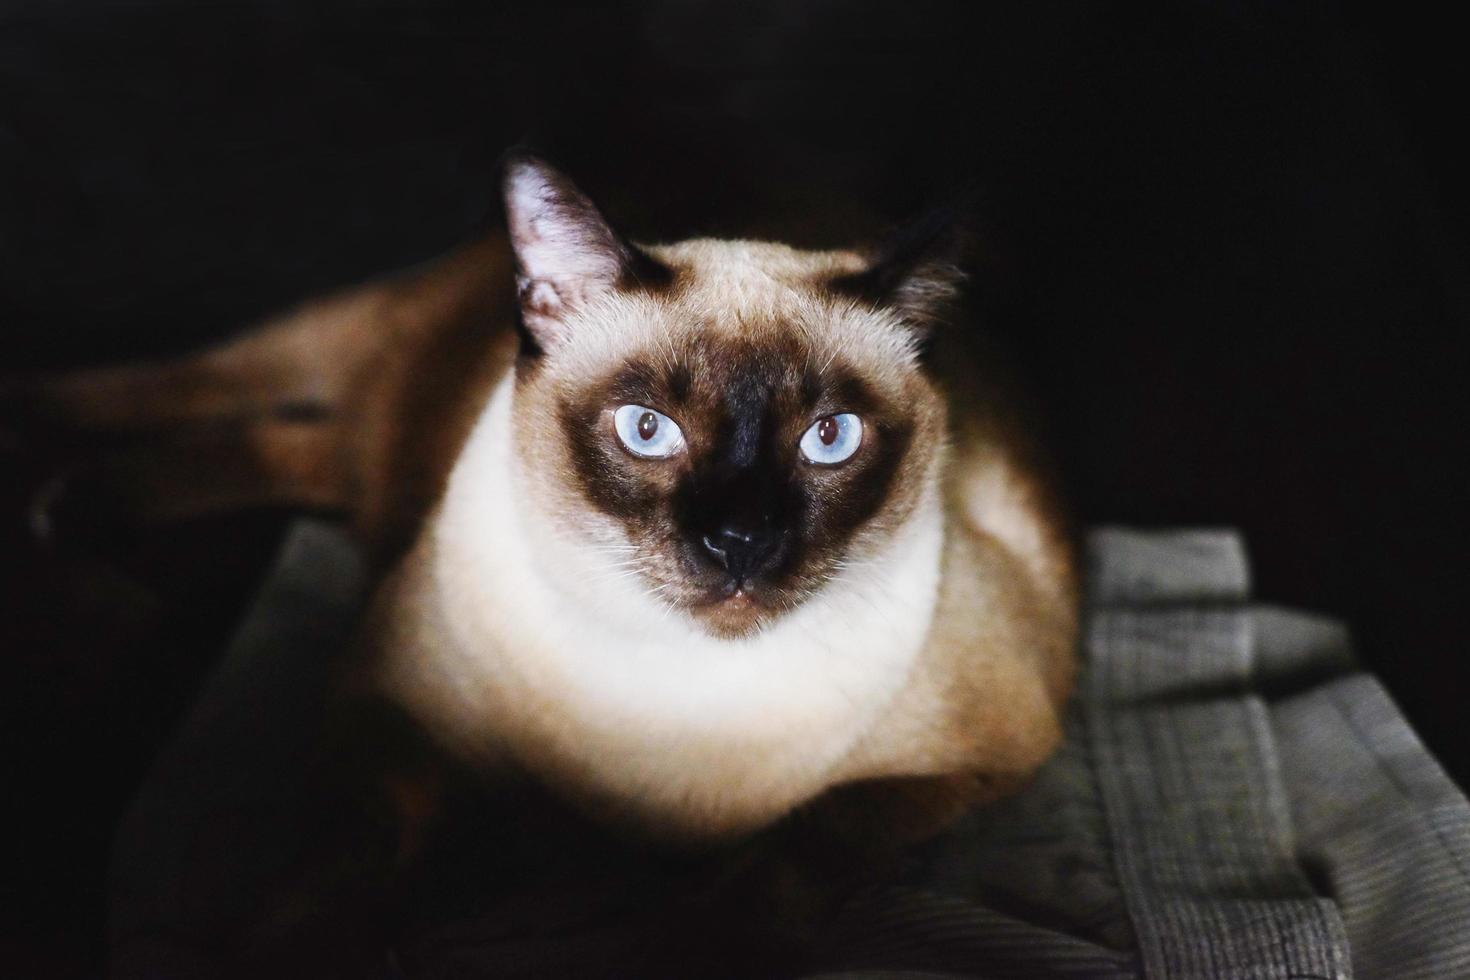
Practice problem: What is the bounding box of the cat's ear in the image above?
[832,206,967,331]
[501,152,669,351]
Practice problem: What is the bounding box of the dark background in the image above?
[2,1,1466,975]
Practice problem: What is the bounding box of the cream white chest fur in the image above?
[381,374,947,834]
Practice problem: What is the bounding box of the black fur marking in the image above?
[799,367,823,412]
[667,362,693,403]
[607,362,667,406]
[559,392,663,532]
[826,373,885,419]
[720,373,771,471]
[830,203,967,331]
[818,416,914,535]
[617,243,676,293]
[562,339,918,607]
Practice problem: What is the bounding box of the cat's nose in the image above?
[700,524,785,586]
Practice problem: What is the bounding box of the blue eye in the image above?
[613,404,686,458]
[799,413,863,465]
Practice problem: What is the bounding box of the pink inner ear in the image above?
[504,161,629,350]
[521,279,564,318]
[506,166,622,289]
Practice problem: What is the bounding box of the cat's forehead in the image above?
[654,238,867,293]
[550,239,922,384]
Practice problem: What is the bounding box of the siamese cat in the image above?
[360,154,1077,845]
[11,152,1076,967]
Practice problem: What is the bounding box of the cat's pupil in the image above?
[817,416,839,446]
[637,412,659,441]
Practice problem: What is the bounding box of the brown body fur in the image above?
[8,173,1076,964]
[9,234,515,562]
[11,226,1075,824]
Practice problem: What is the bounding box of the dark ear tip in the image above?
[830,197,975,326]
[893,200,972,260]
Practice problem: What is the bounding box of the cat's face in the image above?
[503,156,958,637]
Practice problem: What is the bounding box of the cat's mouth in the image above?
[654,538,808,637]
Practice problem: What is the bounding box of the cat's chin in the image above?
[685,588,784,639]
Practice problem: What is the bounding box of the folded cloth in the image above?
[108,523,1470,979]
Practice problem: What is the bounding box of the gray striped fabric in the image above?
[1084,536,1350,980]
[108,523,1470,978]
[1262,610,1470,980]
[1086,530,1470,979]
